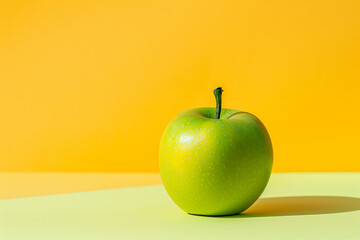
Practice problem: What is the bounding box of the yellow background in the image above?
[0,0,359,173]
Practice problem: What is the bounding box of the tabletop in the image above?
[1,172,359,239]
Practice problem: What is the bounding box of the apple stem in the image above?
[213,87,223,119]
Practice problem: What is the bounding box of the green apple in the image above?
[159,87,273,216]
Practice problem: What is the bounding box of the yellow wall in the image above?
[0,0,359,172]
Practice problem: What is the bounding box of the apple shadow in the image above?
[224,196,360,218]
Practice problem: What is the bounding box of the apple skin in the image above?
[159,107,273,216]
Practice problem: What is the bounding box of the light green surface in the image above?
[1,173,359,240]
